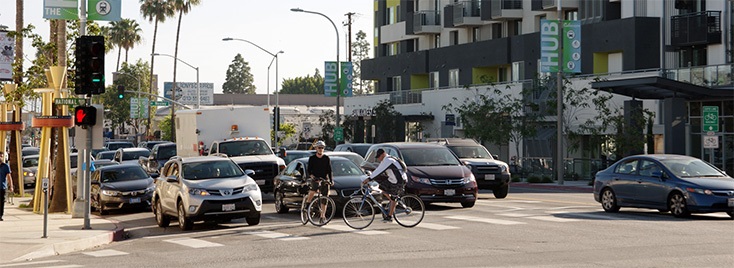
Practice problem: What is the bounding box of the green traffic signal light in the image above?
[117,85,125,99]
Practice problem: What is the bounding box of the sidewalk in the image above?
[510,180,594,193]
[0,197,125,263]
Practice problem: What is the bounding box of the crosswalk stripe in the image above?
[164,237,224,248]
[526,215,580,222]
[417,222,459,230]
[82,249,129,257]
[561,212,626,220]
[322,224,390,235]
[445,215,526,225]
[496,213,534,218]
[245,231,309,241]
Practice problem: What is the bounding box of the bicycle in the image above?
[342,183,425,229]
[300,178,336,227]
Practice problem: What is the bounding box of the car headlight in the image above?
[462,174,476,183]
[24,171,35,177]
[686,188,713,195]
[411,175,431,185]
[189,188,211,196]
[101,189,121,196]
[329,189,338,196]
[242,183,259,192]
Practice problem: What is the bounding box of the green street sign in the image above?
[703,106,719,132]
[150,101,169,106]
[334,127,344,142]
[54,98,83,106]
[43,0,79,20]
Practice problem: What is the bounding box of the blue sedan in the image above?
[593,154,734,219]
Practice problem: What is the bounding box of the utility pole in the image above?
[344,12,355,62]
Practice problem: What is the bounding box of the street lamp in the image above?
[112,71,142,142]
[152,53,201,109]
[290,7,342,144]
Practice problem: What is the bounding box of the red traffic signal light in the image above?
[74,106,97,126]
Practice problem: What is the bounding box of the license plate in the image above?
[444,189,456,196]
[222,203,236,211]
[485,174,495,180]
[728,198,734,207]
[255,179,265,186]
[129,198,141,204]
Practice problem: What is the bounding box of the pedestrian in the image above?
[1,151,14,221]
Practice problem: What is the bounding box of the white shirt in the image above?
[364,155,407,184]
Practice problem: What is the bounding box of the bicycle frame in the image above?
[351,184,393,217]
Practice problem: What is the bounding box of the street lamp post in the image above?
[222,37,283,146]
[290,8,341,144]
[152,53,200,143]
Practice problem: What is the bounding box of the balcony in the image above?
[413,10,442,34]
[671,11,722,47]
[452,1,483,26]
[536,0,579,11]
[490,0,523,20]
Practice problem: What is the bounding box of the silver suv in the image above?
[152,156,262,230]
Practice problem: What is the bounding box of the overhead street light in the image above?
[152,53,201,142]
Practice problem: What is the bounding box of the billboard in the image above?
[163,82,214,106]
[0,31,14,81]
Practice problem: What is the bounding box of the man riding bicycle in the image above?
[306,141,333,222]
[362,149,407,222]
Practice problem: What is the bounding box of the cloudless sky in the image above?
[0,1,374,98]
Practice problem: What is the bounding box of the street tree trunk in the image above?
[49,20,70,213]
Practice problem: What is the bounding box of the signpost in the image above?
[54,98,84,106]
[150,101,170,106]
[702,106,719,132]
[334,127,344,142]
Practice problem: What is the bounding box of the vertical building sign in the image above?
[340,62,353,97]
[540,19,581,73]
[0,31,14,81]
[324,61,338,97]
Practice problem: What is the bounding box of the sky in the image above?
[0,0,374,98]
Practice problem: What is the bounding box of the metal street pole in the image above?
[290,8,341,144]
[556,0,564,185]
[152,53,200,143]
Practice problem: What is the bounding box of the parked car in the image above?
[95,150,116,161]
[362,143,478,208]
[138,141,171,151]
[594,154,734,219]
[428,138,511,198]
[334,143,372,157]
[152,156,262,230]
[324,151,365,167]
[139,142,177,176]
[104,141,135,151]
[278,150,315,165]
[113,148,150,165]
[90,164,155,215]
[286,142,316,150]
[22,155,39,187]
[273,156,371,213]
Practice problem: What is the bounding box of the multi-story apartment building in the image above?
[345,0,733,175]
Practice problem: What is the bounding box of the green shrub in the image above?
[527,176,542,183]
[511,177,522,182]
[541,176,553,183]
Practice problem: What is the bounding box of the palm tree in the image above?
[140,0,175,137]
[108,20,126,71]
[169,0,201,142]
[118,19,143,64]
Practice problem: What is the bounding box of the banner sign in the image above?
[44,0,79,20]
[0,32,14,81]
[540,19,581,73]
[87,0,121,21]
[163,82,214,105]
[324,61,338,97]
[340,62,353,97]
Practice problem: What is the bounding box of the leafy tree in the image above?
[317,110,353,148]
[222,53,256,94]
[102,61,152,137]
[372,99,402,143]
[280,69,324,94]
[351,30,373,95]
[107,18,143,71]
[158,115,173,141]
[271,123,296,147]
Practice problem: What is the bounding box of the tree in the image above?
[107,19,143,71]
[102,61,152,136]
[317,110,354,148]
[351,30,373,95]
[271,123,296,147]
[158,115,173,141]
[140,0,175,134]
[280,69,324,94]
[372,99,402,143]
[222,53,256,94]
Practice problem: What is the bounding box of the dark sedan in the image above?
[273,156,370,214]
[594,154,734,218]
[90,164,155,215]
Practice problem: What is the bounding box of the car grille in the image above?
[340,188,361,197]
[711,190,734,197]
[238,162,278,180]
[429,178,464,186]
[208,188,245,196]
[121,189,148,196]
[475,165,500,174]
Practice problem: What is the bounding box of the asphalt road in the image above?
[5,188,733,268]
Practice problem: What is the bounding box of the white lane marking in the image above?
[548,206,596,210]
[244,231,309,241]
[560,213,624,220]
[321,224,390,235]
[142,222,300,239]
[82,249,130,257]
[164,237,223,248]
[526,215,580,222]
[0,261,67,267]
[496,213,534,218]
[416,222,459,230]
[445,215,526,225]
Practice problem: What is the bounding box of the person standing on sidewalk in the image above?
[0,152,13,221]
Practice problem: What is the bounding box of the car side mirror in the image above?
[166,176,178,183]
[365,170,372,176]
[245,169,255,176]
[493,154,500,159]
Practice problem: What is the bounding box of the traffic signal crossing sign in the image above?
[75,35,105,95]
[74,106,97,126]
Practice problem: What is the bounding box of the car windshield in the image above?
[96,152,115,160]
[23,157,39,168]
[107,143,133,150]
[401,148,461,166]
[220,140,271,157]
[157,146,176,159]
[330,159,365,176]
[94,161,118,168]
[351,145,370,157]
[122,150,150,161]
[660,158,726,178]
[182,160,244,180]
[100,166,149,183]
[448,146,493,159]
[284,151,313,165]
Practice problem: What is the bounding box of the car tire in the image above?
[600,188,620,212]
[246,212,261,226]
[460,201,475,208]
[275,191,289,214]
[155,199,170,227]
[493,184,509,199]
[668,192,690,218]
[177,202,193,231]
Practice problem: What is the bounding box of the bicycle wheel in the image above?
[300,196,309,225]
[307,196,336,226]
[393,194,425,228]
[342,197,375,229]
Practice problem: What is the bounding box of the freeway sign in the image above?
[54,98,84,106]
[334,127,344,142]
[150,101,169,106]
[702,106,719,132]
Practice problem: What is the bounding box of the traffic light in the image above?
[75,35,105,95]
[117,85,125,99]
[273,106,280,129]
[74,106,97,126]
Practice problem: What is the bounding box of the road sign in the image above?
[54,98,84,106]
[334,127,344,142]
[703,135,719,149]
[702,106,719,132]
[150,101,169,106]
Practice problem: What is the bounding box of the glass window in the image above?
[450,31,459,45]
[434,34,440,48]
[391,76,402,91]
[638,160,662,177]
[614,159,638,175]
[430,71,440,88]
[472,27,480,42]
[449,69,460,87]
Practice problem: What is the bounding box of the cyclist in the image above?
[361,149,407,222]
[306,140,333,222]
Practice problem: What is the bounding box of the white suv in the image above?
[153,156,262,230]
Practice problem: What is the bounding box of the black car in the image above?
[334,143,372,158]
[273,156,370,213]
[429,138,511,198]
[90,164,155,215]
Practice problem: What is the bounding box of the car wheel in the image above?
[246,211,261,226]
[274,191,289,214]
[177,202,193,230]
[155,199,170,227]
[668,192,690,218]
[493,184,509,199]
[460,201,475,208]
[600,188,620,212]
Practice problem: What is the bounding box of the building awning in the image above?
[591,77,733,100]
